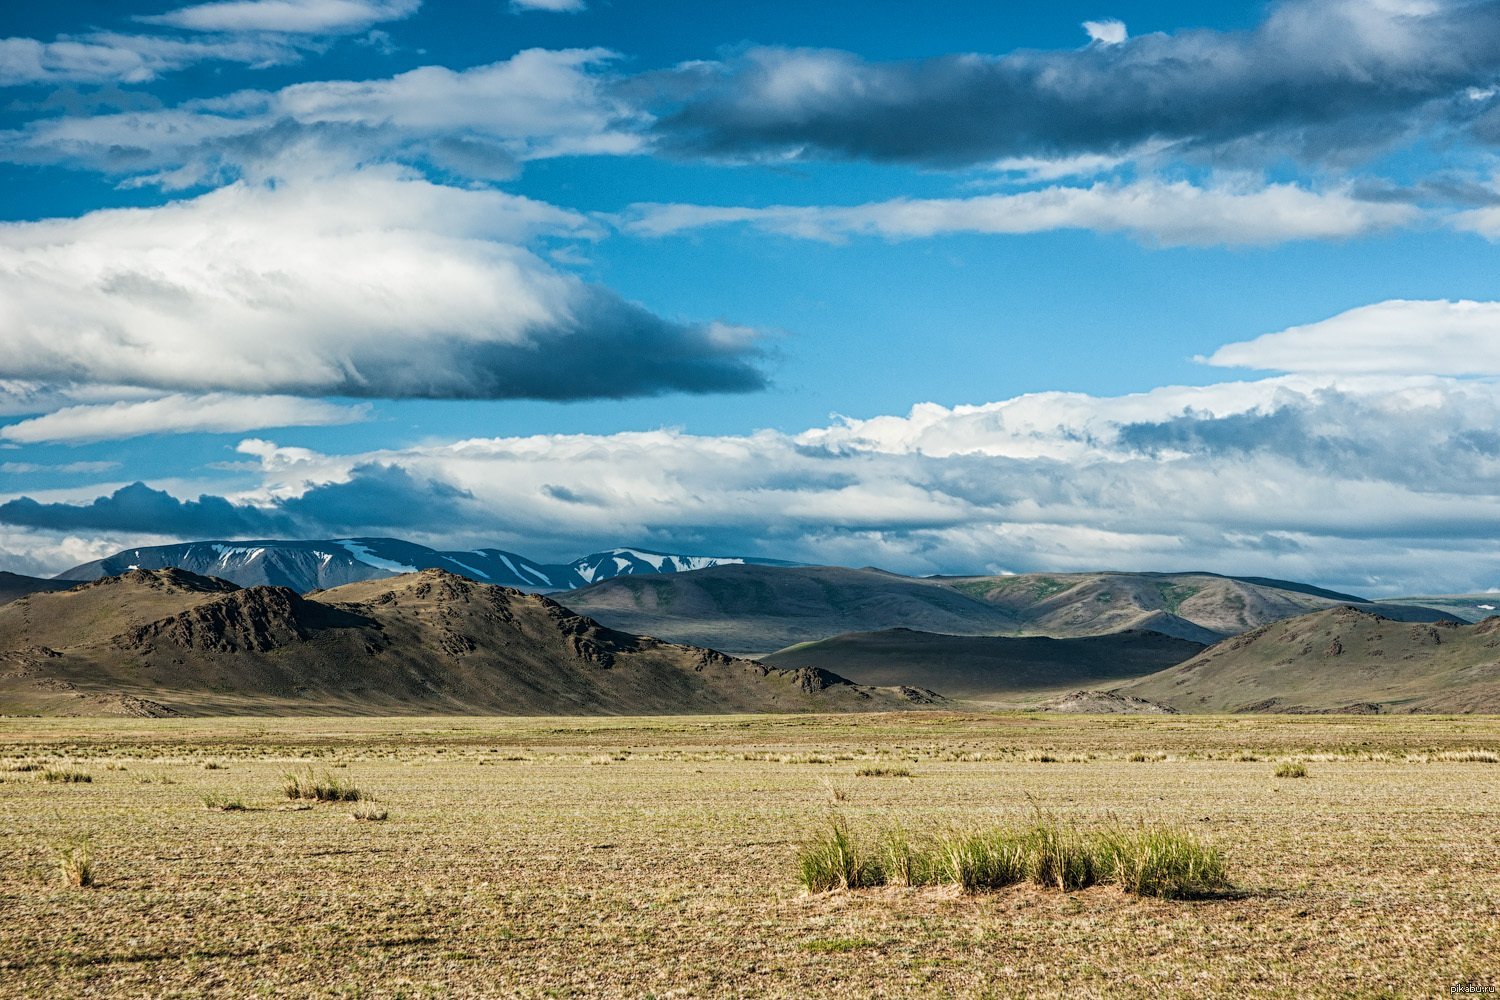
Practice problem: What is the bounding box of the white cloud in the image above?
[4,48,642,181]
[1082,19,1128,46]
[0,528,180,578]
[141,0,421,34]
[1204,299,1500,375]
[0,167,764,401]
[276,48,637,156]
[623,180,1419,247]
[0,394,369,444]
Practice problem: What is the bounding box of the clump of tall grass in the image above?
[855,766,913,778]
[281,769,362,803]
[1095,826,1230,899]
[798,818,1230,899]
[54,837,95,888]
[937,831,1029,892]
[1435,750,1499,763]
[1021,821,1102,891]
[881,827,941,888]
[797,820,886,892]
[39,767,91,784]
[1274,762,1309,779]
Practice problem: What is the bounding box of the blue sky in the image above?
[3,0,1500,595]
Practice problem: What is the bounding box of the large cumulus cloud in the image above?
[0,167,766,402]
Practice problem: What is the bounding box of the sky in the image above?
[2,0,1500,595]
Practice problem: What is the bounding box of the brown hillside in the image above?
[0,569,936,717]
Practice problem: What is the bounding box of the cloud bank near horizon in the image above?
[6,364,1500,595]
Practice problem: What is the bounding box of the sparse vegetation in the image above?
[1275,762,1310,779]
[0,713,1494,997]
[201,792,246,811]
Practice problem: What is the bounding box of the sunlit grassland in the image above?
[0,712,1496,997]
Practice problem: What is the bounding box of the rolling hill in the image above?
[761,627,1205,704]
[557,564,1022,654]
[0,569,933,717]
[0,570,79,606]
[561,565,1460,654]
[1115,605,1500,713]
[56,538,793,593]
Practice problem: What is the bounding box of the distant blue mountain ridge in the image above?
[56,538,795,593]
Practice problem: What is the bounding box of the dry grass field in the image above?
[0,712,1496,998]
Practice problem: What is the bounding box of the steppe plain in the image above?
[1,712,1495,998]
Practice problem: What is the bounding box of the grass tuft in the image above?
[351,803,389,822]
[1274,762,1309,779]
[1021,821,1101,891]
[40,767,92,784]
[1097,826,1230,899]
[201,792,247,812]
[855,766,913,778]
[54,837,95,888]
[797,820,886,892]
[282,769,362,802]
[1435,750,1499,763]
[799,819,1231,899]
[936,831,1028,893]
[880,826,939,888]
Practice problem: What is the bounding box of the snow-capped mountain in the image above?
[55,538,792,593]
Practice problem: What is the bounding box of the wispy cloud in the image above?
[140,0,421,34]
[510,0,586,12]
[0,394,370,445]
[0,32,302,86]
[623,180,1419,247]
[2,48,641,184]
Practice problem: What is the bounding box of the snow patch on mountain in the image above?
[336,540,417,575]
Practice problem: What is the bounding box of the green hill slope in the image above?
[1116,606,1500,713]
[762,627,1204,704]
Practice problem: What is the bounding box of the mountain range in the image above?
[0,568,932,717]
[55,538,793,593]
